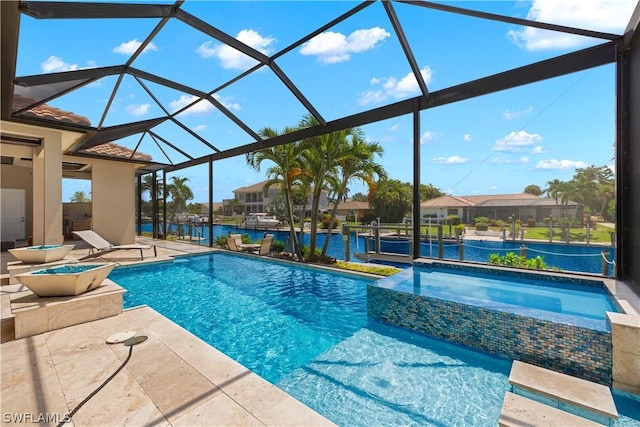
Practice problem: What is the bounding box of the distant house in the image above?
[199,202,223,215]
[228,180,328,216]
[420,193,581,225]
[327,201,372,222]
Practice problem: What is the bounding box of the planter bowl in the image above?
[9,245,75,264]
[15,263,116,297]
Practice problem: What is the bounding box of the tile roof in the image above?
[329,201,371,210]
[81,142,152,161]
[13,94,91,126]
[11,94,151,162]
[420,193,564,208]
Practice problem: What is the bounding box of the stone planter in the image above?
[9,245,75,264]
[15,263,115,297]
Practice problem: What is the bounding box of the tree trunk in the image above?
[321,196,342,257]
[308,186,322,259]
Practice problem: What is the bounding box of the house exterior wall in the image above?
[91,160,137,245]
[233,184,328,216]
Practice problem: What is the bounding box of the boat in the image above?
[241,213,281,228]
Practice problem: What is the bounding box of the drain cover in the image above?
[106,331,136,344]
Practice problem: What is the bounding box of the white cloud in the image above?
[359,66,433,105]
[389,124,400,132]
[113,39,158,56]
[300,27,390,64]
[530,145,547,154]
[196,29,275,70]
[420,131,439,144]
[125,103,151,116]
[508,0,636,51]
[193,124,208,132]
[170,95,214,115]
[535,159,588,170]
[493,156,530,164]
[463,134,472,142]
[41,56,79,73]
[504,106,533,120]
[431,156,468,164]
[213,93,241,111]
[490,185,498,190]
[170,94,240,116]
[492,130,542,152]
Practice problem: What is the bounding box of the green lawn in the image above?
[521,224,614,243]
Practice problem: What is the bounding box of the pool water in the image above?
[32,264,104,274]
[109,253,640,426]
[387,267,618,321]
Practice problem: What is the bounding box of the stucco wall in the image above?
[0,163,33,238]
[91,161,136,245]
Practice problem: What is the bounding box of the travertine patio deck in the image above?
[1,238,334,426]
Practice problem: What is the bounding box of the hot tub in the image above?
[8,244,75,263]
[15,263,115,297]
[367,259,623,385]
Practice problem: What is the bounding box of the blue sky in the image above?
[14,0,637,202]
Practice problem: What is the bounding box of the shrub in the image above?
[345,215,356,223]
[271,240,285,253]
[474,216,490,226]
[214,235,228,247]
[475,222,489,231]
[446,215,460,226]
[301,245,336,264]
[361,212,377,224]
[527,218,536,227]
[321,214,341,229]
[488,252,551,270]
[455,224,465,234]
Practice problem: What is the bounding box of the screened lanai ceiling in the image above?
[1,0,638,173]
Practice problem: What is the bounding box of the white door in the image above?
[1,189,26,241]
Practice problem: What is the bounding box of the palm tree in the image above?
[544,179,564,205]
[166,176,194,219]
[69,190,91,203]
[321,133,386,257]
[246,126,304,260]
[298,114,346,258]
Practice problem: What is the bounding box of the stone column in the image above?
[32,133,62,245]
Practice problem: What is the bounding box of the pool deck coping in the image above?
[508,360,618,420]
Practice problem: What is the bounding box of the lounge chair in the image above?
[226,237,240,251]
[229,233,243,247]
[73,230,156,260]
[252,234,273,255]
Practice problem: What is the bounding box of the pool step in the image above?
[499,392,601,426]
[508,360,618,426]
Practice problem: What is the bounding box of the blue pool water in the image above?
[33,264,103,274]
[109,253,640,426]
[384,266,619,322]
[26,245,61,250]
[138,223,613,275]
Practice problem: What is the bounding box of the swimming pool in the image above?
[108,253,640,426]
[368,259,621,385]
